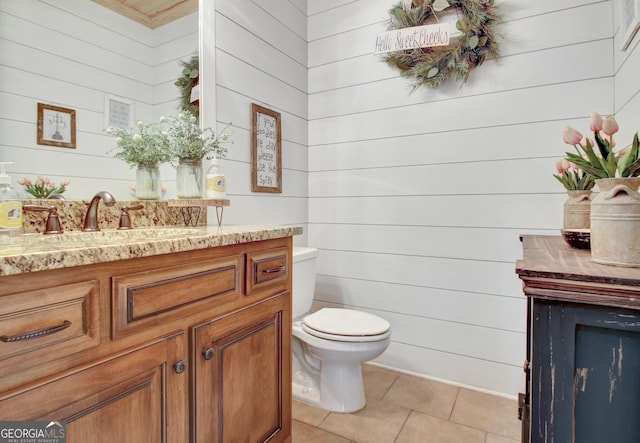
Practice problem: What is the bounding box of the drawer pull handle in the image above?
[203,348,215,360]
[263,265,285,274]
[174,360,187,374]
[0,320,71,343]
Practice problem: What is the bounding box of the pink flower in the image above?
[562,126,583,145]
[555,159,565,173]
[555,159,571,173]
[602,115,619,136]
[589,112,603,132]
[617,145,631,157]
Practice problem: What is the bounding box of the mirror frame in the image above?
[199,0,216,133]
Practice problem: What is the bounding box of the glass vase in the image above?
[176,157,203,198]
[136,164,162,200]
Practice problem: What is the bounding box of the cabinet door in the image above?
[193,292,291,443]
[0,333,189,443]
[531,300,640,443]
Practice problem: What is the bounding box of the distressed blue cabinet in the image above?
[517,236,640,443]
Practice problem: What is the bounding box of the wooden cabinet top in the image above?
[516,235,640,310]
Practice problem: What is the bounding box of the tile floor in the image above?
[292,364,521,443]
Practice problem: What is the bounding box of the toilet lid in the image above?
[302,308,390,340]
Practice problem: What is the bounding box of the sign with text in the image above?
[251,103,282,193]
[104,95,133,130]
[374,23,450,54]
[0,421,66,443]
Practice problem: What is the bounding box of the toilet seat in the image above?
[302,308,391,342]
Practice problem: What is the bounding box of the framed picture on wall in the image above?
[37,103,76,149]
[104,95,134,129]
[620,0,640,50]
[251,103,282,193]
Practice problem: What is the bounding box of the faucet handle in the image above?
[23,205,63,234]
[118,204,144,230]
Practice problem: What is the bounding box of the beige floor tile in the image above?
[486,433,521,443]
[292,419,352,443]
[319,397,410,443]
[449,389,520,440]
[362,364,398,400]
[382,374,459,419]
[396,411,486,443]
[292,399,330,427]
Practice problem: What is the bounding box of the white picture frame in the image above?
[620,0,640,51]
[104,95,134,129]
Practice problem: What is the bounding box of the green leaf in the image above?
[189,70,199,79]
[392,6,405,23]
[468,36,479,49]
[456,18,470,32]
[620,133,640,176]
[433,0,450,12]
[594,131,610,159]
[427,67,439,78]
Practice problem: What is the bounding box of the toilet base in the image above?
[292,357,366,413]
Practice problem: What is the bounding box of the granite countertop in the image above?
[0,225,303,276]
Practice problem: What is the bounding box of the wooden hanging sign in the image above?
[251,103,282,193]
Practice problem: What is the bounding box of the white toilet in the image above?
[292,247,391,413]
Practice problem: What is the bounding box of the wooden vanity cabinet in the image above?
[193,292,291,442]
[516,236,640,443]
[0,237,292,443]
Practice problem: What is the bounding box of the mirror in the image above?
[0,0,199,200]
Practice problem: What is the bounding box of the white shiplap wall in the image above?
[307,0,615,396]
[614,0,640,133]
[211,0,309,241]
[0,0,197,200]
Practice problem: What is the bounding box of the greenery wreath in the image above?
[383,0,501,90]
[175,54,200,118]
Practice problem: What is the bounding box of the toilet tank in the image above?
[292,247,319,319]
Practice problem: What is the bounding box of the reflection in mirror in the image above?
[0,0,198,200]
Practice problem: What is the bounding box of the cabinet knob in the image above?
[203,348,215,360]
[173,360,187,374]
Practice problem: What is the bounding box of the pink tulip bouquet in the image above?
[562,112,640,179]
[18,176,70,198]
[553,158,595,191]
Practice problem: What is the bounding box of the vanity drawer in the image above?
[112,255,242,338]
[0,280,100,363]
[246,247,289,296]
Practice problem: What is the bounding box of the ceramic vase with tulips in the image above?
[562,112,640,266]
[553,159,595,230]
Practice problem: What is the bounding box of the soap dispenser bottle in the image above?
[0,162,23,236]
[206,158,226,199]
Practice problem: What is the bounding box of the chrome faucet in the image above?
[83,191,116,232]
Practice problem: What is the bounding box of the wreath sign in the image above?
[175,54,200,117]
[381,0,501,90]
